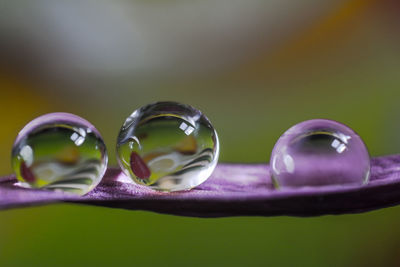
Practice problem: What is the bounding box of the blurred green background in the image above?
[1,0,400,266]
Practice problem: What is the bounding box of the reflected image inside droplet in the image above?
[270,119,370,189]
[130,152,151,179]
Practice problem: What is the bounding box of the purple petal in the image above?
[1,155,400,217]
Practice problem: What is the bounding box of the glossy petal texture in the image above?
[271,119,370,188]
[1,155,400,217]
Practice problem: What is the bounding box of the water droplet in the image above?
[117,101,219,191]
[270,119,370,188]
[11,113,108,195]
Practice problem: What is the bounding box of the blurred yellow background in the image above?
[1,0,400,266]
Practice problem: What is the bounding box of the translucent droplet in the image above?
[270,119,370,188]
[116,101,219,191]
[11,113,108,195]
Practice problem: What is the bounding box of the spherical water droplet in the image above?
[270,119,370,188]
[11,113,108,195]
[116,101,219,191]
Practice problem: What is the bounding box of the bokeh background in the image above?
[1,0,400,266]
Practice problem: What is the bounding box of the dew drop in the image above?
[116,101,219,191]
[270,119,370,188]
[11,113,108,195]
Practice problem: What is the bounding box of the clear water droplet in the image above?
[270,119,370,188]
[11,113,108,195]
[116,102,219,191]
